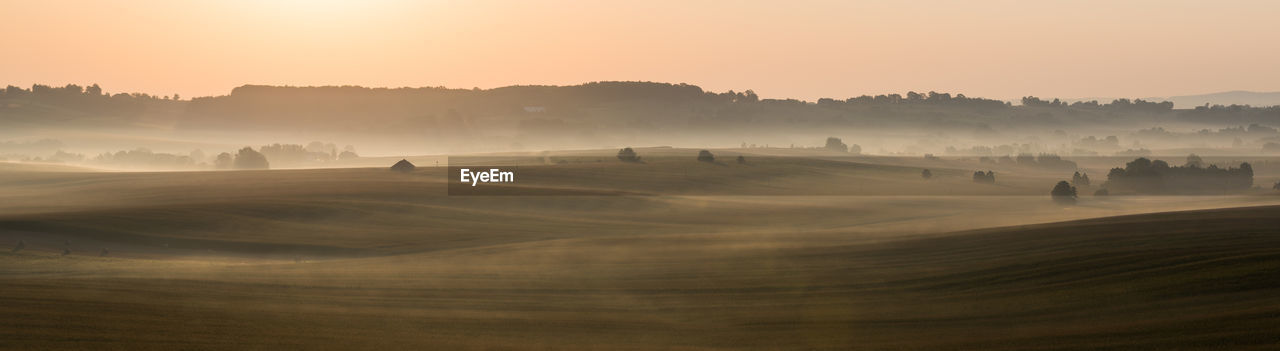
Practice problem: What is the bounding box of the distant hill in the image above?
[1065,91,1280,109]
[3,83,1278,144]
[1160,91,1280,109]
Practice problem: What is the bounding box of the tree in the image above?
[233,147,269,170]
[214,152,234,169]
[189,149,206,164]
[617,147,640,162]
[736,155,746,164]
[1051,180,1077,204]
[824,137,848,152]
[1072,171,1090,186]
[1185,154,1204,168]
[1238,162,1254,189]
[921,169,932,179]
[697,150,715,163]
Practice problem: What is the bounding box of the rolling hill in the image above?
[0,163,1277,349]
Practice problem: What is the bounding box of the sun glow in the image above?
[2,1,1277,100]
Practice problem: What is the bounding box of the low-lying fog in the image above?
[2,82,1279,174]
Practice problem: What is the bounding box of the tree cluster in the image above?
[826,91,1008,110]
[824,137,849,153]
[1071,171,1091,186]
[973,153,1076,171]
[214,147,270,170]
[1105,157,1253,194]
[92,148,194,169]
[257,142,352,167]
[1017,154,1077,171]
[972,171,996,184]
[1,83,174,119]
[1182,104,1280,124]
[1022,96,1174,113]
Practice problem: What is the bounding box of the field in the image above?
[1,153,1279,350]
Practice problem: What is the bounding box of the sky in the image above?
[3,0,1279,101]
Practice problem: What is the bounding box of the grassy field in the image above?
[1,157,1278,349]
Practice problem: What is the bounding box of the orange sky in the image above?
[4,0,1278,101]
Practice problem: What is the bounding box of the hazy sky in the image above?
[4,0,1278,101]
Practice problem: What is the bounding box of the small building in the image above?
[390,159,415,172]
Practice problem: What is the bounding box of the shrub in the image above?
[972,170,995,184]
[697,150,715,163]
[921,169,932,179]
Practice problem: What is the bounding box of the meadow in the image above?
[1,152,1278,349]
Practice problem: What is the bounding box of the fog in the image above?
[3,82,1279,173]
[5,82,1280,350]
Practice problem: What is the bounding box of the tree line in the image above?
[8,82,1280,137]
[1,84,177,118]
[1104,157,1253,194]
